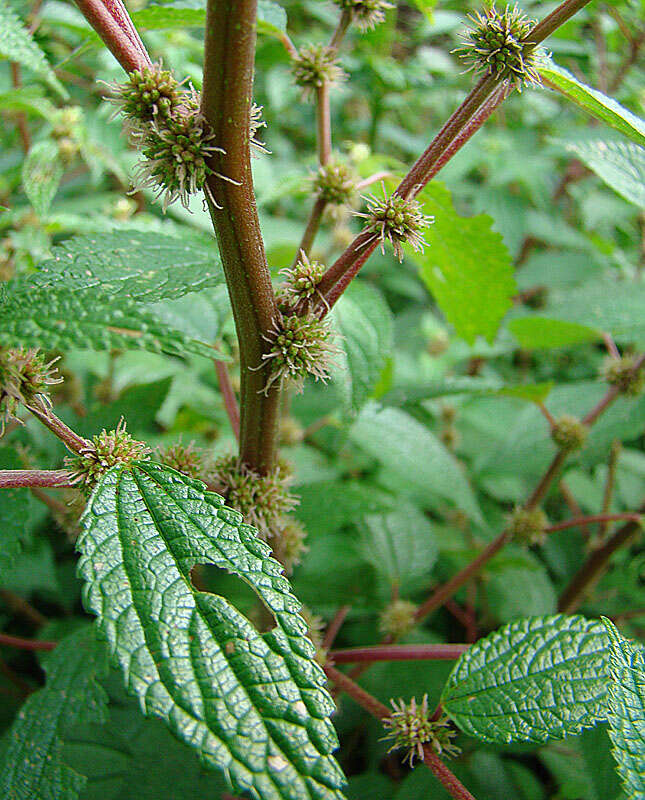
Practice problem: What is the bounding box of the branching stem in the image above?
[0,470,77,489]
[0,633,56,652]
[330,644,469,663]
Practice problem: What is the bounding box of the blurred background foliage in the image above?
[0,0,644,797]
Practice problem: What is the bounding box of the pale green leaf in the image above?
[411,183,516,344]
[333,281,393,413]
[540,57,645,148]
[31,231,224,302]
[408,0,438,20]
[508,317,601,349]
[602,617,645,800]
[350,403,482,522]
[0,447,30,579]
[441,614,610,744]
[22,140,64,216]
[77,462,346,800]
[0,627,108,800]
[562,137,645,209]
[0,0,66,96]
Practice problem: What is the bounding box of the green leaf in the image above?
[77,462,346,800]
[509,282,645,350]
[539,57,645,148]
[411,183,516,344]
[560,137,645,209]
[333,281,393,413]
[257,0,287,35]
[602,617,645,800]
[0,281,220,359]
[0,447,31,579]
[349,403,482,522]
[441,614,610,744]
[0,0,66,96]
[408,0,437,20]
[22,140,64,216]
[0,627,108,800]
[31,231,224,302]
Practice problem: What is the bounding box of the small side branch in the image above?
[0,633,56,652]
[330,644,469,664]
[0,470,77,489]
[73,0,150,72]
[214,360,240,441]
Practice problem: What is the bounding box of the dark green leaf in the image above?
[0,447,31,579]
[22,140,64,216]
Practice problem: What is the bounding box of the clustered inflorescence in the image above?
[333,0,394,30]
[551,414,588,453]
[357,186,434,261]
[454,4,541,90]
[66,419,151,493]
[382,695,460,766]
[312,159,357,207]
[291,44,346,101]
[108,64,265,211]
[158,440,205,480]
[278,252,327,311]
[0,347,62,432]
[508,505,549,546]
[258,312,339,394]
[602,354,644,397]
[379,598,417,638]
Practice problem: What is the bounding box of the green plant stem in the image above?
[214,360,240,440]
[331,644,469,663]
[0,470,77,489]
[559,502,645,613]
[0,633,56,652]
[201,0,280,474]
[26,406,89,454]
[292,197,326,266]
[73,0,150,72]
[324,665,477,800]
[545,512,642,533]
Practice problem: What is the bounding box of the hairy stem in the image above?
[330,644,469,663]
[316,82,332,166]
[201,0,280,474]
[73,0,150,72]
[0,470,77,489]
[27,406,89,454]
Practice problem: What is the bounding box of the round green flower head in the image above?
[291,44,346,100]
[272,518,309,573]
[382,696,460,766]
[66,419,151,493]
[333,0,394,30]
[108,63,181,127]
[508,506,548,546]
[358,186,433,261]
[602,354,644,397]
[379,598,417,638]
[0,347,62,432]
[158,440,204,480]
[551,414,588,453]
[454,4,541,90]
[259,312,339,394]
[313,160,357,206]
[208,455,297,540]
[278,252,327,310]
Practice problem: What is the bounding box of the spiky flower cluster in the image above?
[508,506,548,546]
[0,347,61,432]
[249,103,269,155]
[66,419,151,493]
[379,599,417,638]
[278,252,327,310]
[108,64,181,128]
[50,106,84,165]
[334,0,394,30]
[551,414,588,453]
[272,519,309,573]
[292,44,346,100]
[454,4,541,90]
[313,160,357,206]
[602,355,644,397]
[259,313,339,394]
[382,696,460,766]
[357,187,433,261]
[208,455,297,540]
[158,440,205,480]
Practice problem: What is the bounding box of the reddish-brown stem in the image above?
[422,746,477,800]
[292,197,326,265]
[316,230,378,308]
[0,590,47,628]
[537,401,557,428]
[214,360,240,441]
[528,0,595,46]
[10,64,31,153]
[279,31,298,59]
[73,0,150,73]
[316,82,332,166]
[26,406,89,454]
[329,9,352,50]
[330,644,469,663]
[323,605,350,651]
[414,532,509,623]
[545,513,642,534]
[598,440,620,542]
[602,333,620,359]
[525,450,568,510]
[581,354,645,427]
[559,480,591,540]
[559,504,645,613]
[0,633,56,652]
[0,470,77,489]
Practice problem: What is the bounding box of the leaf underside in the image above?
[77,462,346,800]
[441,614,610,744]
[602,618,645,800]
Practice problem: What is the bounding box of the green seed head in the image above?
[382,696,460,766]
[66,419,151,493]
[551,414,588,453]
[508,506,548,545]
[109,64,181,126]
[0,347,62,431]
[379,599,417,638]
[278,252,327,310]
[602,355,644,397]
[453,4,541,90]
[291,44,346,100]
[333,0,394,30]
[313,160,357,206]
[358,187,433,261]
[158,440,205,480]
[272,518,309,573]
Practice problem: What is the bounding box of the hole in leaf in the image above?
[189,564,277,633]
